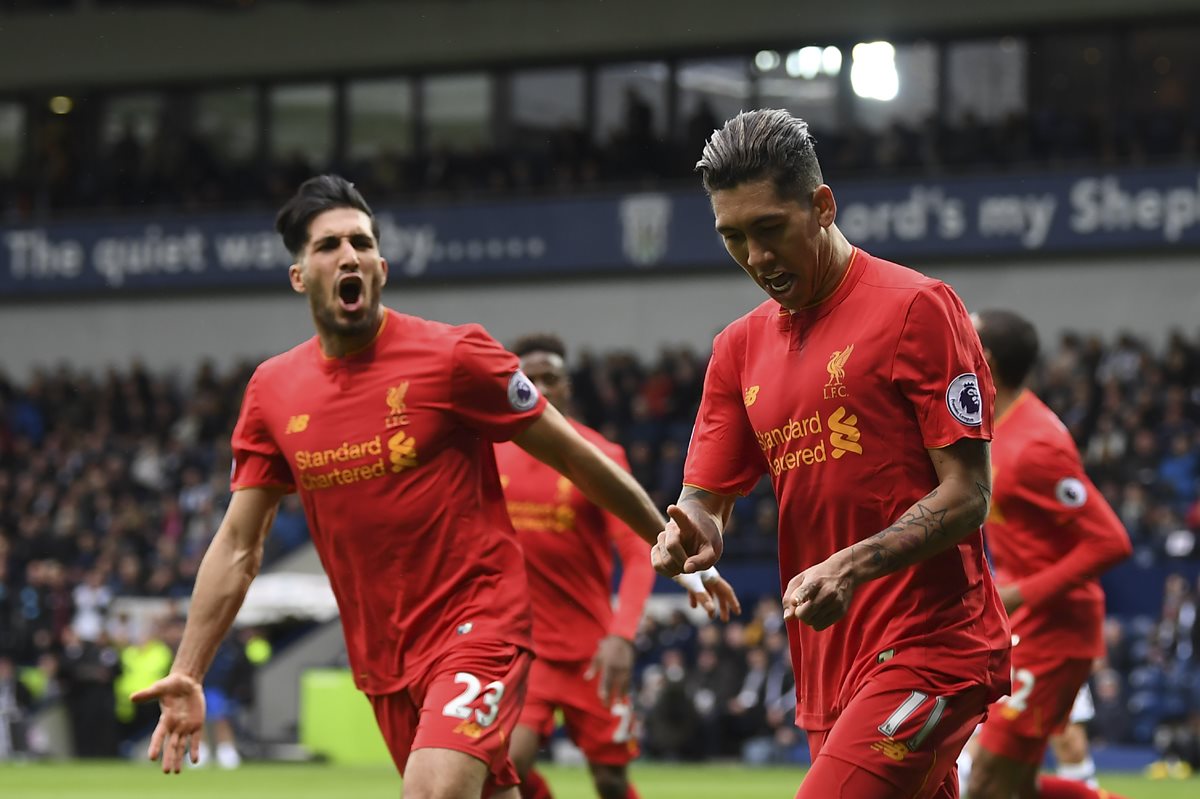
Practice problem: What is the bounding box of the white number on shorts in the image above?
[611,701,634,744]
[442,673,506,728]
[1003,668,1036,714]
[877,690,948,752]
[475,680,505,728]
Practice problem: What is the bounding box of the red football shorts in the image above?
[977,655,1093,764]
[800,674,991,799]
[370,640,532,795]
[518,657,640,766]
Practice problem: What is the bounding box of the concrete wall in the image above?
[3,254,1197,381]
[2,0,1198,90]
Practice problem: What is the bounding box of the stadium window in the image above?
[510,68,585,140]
[100,92,163,152]
[755,46,840,133]
[947,38,1027,123]
[195,87,257,163]
[422,72,494,151]
[593,61,669,145]
[677,58,752,148]
[1129,26,1200,113]
[0,102,23,177]
[270,83,335,170]
[348,78,415,161]
[1029,32,1116,116]
[850,40,937,133]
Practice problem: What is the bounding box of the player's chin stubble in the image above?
[309,283,382,338]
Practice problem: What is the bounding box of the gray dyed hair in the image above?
[695,109,823,201]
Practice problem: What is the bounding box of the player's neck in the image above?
[797,229,855,311]
[993,384,1023,419]
[316,310,386,359]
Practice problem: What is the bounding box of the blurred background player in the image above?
[495,333,741,799]
[131,175,697,799]
[964,309,1132,799]
[653,108,1011,798]
[1049,687,1101,788]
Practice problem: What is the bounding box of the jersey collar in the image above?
[777,247,865,333]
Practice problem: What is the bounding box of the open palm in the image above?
[130,672,206,774]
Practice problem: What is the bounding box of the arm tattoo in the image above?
[848,486,966,576]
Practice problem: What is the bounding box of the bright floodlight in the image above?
[850,41,899,101]
[787,46,823,79]
[755,50,781,72]
[822,46,843,76]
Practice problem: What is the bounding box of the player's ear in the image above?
[813,184,837,228]
[379,258,389,287]
[288,262,306,294]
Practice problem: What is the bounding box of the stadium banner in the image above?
[2,165,1199,297]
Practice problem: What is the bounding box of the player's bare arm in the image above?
[784,438,991,630]
[514,407,741,619]
[131,485,286,773]
[513,403,666,543]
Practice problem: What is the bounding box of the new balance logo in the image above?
[285,415,310,434]
[871,739,909,762]
[744,386,760,407]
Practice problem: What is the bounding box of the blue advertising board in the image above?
[2,165,1199,297]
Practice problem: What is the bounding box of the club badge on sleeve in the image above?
[508,371,540,412]
[946,373,983,426]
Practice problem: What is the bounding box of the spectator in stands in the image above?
[58,626,120,758]
[0,655,32,760]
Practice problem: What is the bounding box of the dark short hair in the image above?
[511,333,566,361]
[976,309,1040,389]
[695,109,823,200]
[274,175,379,257]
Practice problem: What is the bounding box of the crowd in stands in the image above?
[4,87,1199,222]
[2,324,1200,762]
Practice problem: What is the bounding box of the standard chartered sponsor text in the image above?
[295,435,388,491]
[756,408,861,476]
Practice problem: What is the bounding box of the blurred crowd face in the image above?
[290,207,388,341]
[710,177,840,312]
[519,351,570,410]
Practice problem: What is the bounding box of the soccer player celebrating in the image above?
[651,109,1012,798]
[964,309,1132,799]
[494,334,740,799]
[131,175,711,799]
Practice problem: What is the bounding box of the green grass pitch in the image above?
[0,761,1191,798]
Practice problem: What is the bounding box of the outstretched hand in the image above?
[584,634,635,706]
[652,504,722,577]
[685,576,743,622]
[130,673,206,774]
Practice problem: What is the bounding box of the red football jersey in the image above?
[494,420,655,663]
[230,308,546,695]
[685,249,1011,730]
[987,390,1131,658]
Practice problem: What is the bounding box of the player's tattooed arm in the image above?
[847,438,991,580]
[783,438,990,630]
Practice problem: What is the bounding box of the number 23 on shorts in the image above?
[443,672,506,728]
